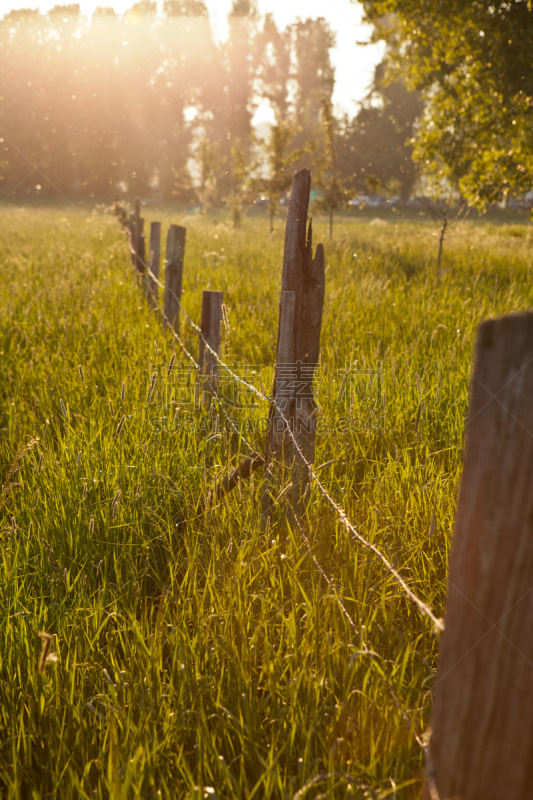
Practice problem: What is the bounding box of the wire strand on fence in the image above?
[294,516,359,636]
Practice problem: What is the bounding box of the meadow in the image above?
[1,202,532,799]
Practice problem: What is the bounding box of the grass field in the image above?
[1,203,532,799]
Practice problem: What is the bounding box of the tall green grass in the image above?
[1,205,532,798]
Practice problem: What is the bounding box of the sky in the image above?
[1,0,385,123]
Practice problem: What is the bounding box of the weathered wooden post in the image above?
[133,198,144,275]
[429,312,533,800]
[148,221,161,300]
[262,169,325,516]
[164,225,186,332]
[198,290,223,398]
[137,235,145,277]
[267,290,296,469]
[128,213,136,266]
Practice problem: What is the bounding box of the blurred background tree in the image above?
[255,13,291,124]
[257,121,304,233]
[335,60,421,202]
[225,139,258,228]
[313,98,353,239]
[362,0,533,208]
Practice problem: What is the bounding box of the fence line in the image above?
[119,198,444,795]
[119,204,445,636]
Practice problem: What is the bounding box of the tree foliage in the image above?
[255,13,292,123]
[362,0,533,207]
[292,18,336,131]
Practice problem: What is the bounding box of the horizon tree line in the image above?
[0,1,421,210]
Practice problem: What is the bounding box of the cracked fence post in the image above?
[164,225,186,332]
[429,312,533,800]
[262,169,325,518]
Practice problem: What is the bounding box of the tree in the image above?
[157,1,215,199]
[225,140,257,227]
[195,138,224,211]
[253,15,337,208]
[335,59,422,201]
[194,0,259,204]
[255,13,292,122]
[223,0,259,144]
[362,0,533,208]
[258,121,304,233]
[292,18,336,132]
[0,2,206,201]
[313,99,351,239]
[163,0,208,13]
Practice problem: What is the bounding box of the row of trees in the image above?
[0,1,421,215]
[3,1,529,215]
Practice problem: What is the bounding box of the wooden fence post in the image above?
[198,290,223,398]
[133,199,140,269]
[137,235,145,278]
[267,290,296,475]
[429,312,533,800]
[133,198,144,275]
[128,213,136,266]
[136,219,145,275]
[148,221,161,300]
[164,225,186,331]
[262,169,325,516]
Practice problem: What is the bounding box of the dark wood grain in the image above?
[148,221,161,301]
[431,311,533,800]
[164,224,186,332]
[263,170,325,516]
[199,290,223,398]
